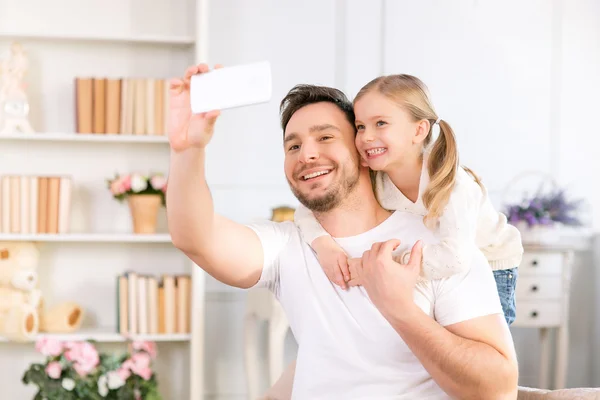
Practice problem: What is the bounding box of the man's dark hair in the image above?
[279,84,355,134]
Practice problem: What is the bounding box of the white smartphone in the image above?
[189,61,272,114]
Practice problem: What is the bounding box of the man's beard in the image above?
[288,159,360,213]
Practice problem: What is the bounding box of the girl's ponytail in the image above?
[422,120,459,227]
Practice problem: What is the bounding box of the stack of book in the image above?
[0,175,72,234]
[75,77,171,135]
[116,272,192,335]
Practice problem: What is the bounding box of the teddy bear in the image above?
[0,241,84,342]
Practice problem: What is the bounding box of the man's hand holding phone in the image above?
[168,64,222,153]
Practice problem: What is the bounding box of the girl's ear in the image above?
[413,119,430,145]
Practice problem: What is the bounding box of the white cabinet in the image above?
[513,246,574,390]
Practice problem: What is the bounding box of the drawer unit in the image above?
[513,300,562,327]
[516,276,563,301]
[511,245,577,390]
[519,252,563,276]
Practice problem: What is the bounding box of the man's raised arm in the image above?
[166,64,264,289]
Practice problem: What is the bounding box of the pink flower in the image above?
[109,175,133,196]
[118,348,155,381]
[117,365,131,381]
[45,361,62,379]
[110,179,124,196]
[35,337,63,357]
[129,352,153,380]
[64,341,99,377]
[150,175,167,191]
[135,366,152,381]
[132,341,157,359]
[131,352,151,368]
[121,175,132,191]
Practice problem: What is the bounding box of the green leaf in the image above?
[145,386,163,400]
[115,385,135,400]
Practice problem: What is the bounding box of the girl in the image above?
[294,74,524,325]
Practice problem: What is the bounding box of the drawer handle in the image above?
[530,311,538,318]
[531,260,538,266]
[530,285,538,292]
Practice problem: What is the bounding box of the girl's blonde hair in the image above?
[355,74,482,227]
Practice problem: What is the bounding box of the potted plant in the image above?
[22,338,162,399]
[107,173,167,234]
[504,188,583,244]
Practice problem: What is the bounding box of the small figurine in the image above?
[0,42,34,134]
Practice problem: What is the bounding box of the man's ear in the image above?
[412,119,431,145]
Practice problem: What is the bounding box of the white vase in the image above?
[515,221,561,245]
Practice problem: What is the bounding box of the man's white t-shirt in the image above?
[248,211,503,399]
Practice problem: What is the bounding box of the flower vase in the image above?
[128,194,162,234]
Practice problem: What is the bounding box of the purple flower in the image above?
[504,188,583,227]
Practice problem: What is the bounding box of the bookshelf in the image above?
[0,329,191,343]
[0,132,170,144]
[0,233,172,243]
[0,0,209,399]
[0,32,195,46]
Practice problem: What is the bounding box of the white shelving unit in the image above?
[0,132,169,143]
[0,1,210,399]
[0,32,195,46]
[0,329,191,343]
[0,233,171,243]
[0,233,172,243]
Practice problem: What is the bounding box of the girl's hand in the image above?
[312,236,350,289]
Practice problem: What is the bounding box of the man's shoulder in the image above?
[245,219,303,253]
[244,219,307,293]
[246,219,299,239]
[426,249,503,326]
[415,248,494,303]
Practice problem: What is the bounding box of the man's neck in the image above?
[313,182,390,238]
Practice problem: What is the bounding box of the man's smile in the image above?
[301,168,332,181]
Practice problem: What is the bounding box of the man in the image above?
[167,63,519,399]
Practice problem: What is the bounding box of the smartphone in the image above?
[189,61,272,114]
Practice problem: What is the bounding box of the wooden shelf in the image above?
[0,1,205,398]
[0,233,172,243]
[0,329,190,343]
[0,31,194,46]
[0,132,169,144]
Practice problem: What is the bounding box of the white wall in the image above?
[557,0,600,229]
[2,0,599,398]
[383,0,555,198]
[556,0,600,389]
